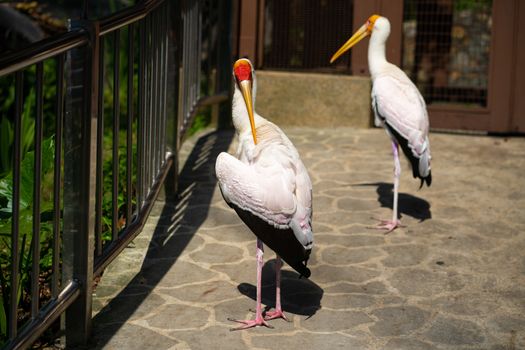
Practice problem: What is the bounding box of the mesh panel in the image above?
[402,0,492,107]
[263,0,353,73]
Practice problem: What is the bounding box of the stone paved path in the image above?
[91,127,525,350]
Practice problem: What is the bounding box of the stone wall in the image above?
[255,71,372,128]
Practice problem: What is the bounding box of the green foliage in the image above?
[0,56,62,344]
[188,108,211,137]
[454,0,492,12]
[0,136,56,344]
[0,21,137,344]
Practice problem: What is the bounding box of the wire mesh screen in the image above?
[263,0,353,72]
[402,0,492,107]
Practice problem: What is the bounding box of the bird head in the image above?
[330,14,387,63]
[233,58,257,144]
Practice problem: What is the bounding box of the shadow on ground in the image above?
[237,259,323,318]
[355,182,431,221]
[90,130,234,349]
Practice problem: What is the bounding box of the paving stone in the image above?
[189,243,244,264]
[148,235,205,259]
[142,260,217,286]
[311,160,346,173]
[315,233,385,247]
[95,292,166,324]
[380,338,438,350]
[202,225,256,243]
[487,315,525,334]
[322,293,376,309]
[310,265,380,284]
[313,195,335,213]
[321,246,384,265]
[370,306,431,337]
[162,280,240,304]
[144,303,209,329]
[300,309,373,332]
[170,326,248,350]
[337,196,379,212]
[382,244,429,267]
[423,316,485,346]
[251,332,366,349]
[93,323,179,350]
[390,268,467,296]
[91,128,525,350]
[427,294,500,316]
[323,281,389,295]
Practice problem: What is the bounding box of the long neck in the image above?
[232,86,264,133]
[368,32,389,79]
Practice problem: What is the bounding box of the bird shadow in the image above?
[90,129,234,348]
[237,259,323,318]
[353,182,432,222]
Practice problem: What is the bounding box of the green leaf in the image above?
[0,117,13,178]
[0,294,6,336]
[21,88,35,156]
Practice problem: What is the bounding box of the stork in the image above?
[215,58,313,330]
[330,14,432,232]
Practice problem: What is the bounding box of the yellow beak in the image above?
[330,24,370,63]
[239,80,257,145]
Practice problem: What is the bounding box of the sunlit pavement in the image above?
[90,127,525,350]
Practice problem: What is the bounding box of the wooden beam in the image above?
[238,0,258,62]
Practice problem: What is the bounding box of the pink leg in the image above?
[229,239,273,330]
[264,256,289,321]
[370,141,404,233]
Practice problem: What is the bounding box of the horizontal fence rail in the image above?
[0,0,231,348]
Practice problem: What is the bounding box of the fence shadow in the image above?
[90,129,234,348]
[354,182,432,222]
[237,258,323,318]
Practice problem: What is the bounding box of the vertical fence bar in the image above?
[181,2,188,130]
[31,62,44,319]
[9,70,24,340]
[217,0,232,129]
[63,19,99,346]
[112,29,120,241]
[95,37,105,255]
[147,14,154,187]
[161,3,168,159]
[52,54,64,298]
[151,10,159,179]
[156,8,163,168]
[195,1,200,106]
[126,24,134,227]
[197,0,202,104]
[137,19,145,212]
[144,15,151,194]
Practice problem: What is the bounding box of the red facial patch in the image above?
[234,62,252,82]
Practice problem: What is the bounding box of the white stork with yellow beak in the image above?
[215,58,313,330]
[330,14,432,232]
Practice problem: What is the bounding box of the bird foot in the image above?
[228,316,273,331]
[264,309,290,322]
[368,217,404,233]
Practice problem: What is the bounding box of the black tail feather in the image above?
[385,123,432,188]
[231,205,311,278]
[418,170,432,189]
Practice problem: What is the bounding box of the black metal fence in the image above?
[402,0,492,107]
[0,0,231,348]
[262,0,354,73]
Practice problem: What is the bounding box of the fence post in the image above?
[63,19,99,346]
[217,0,233,129]
[164,0,182,197]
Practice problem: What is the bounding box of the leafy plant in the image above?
[0,136,56,344]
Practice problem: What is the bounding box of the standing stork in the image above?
[330,15,432,232]
[215,58,313,330]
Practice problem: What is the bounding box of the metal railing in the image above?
[0,0,231,348]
